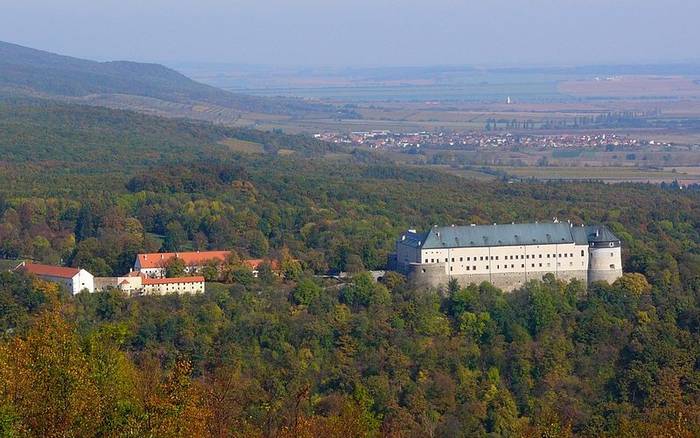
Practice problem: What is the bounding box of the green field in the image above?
[219,138,265,154]
[489,165,687,182]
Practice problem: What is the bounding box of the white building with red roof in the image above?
[95,271,205,296]
[16,262,94,294]
[134,251,231,278]
[140,276,205,296]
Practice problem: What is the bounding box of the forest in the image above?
[1,100,700,436]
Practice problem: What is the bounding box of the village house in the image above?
[15,262,95,294]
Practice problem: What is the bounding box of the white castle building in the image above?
[396,221,622,291]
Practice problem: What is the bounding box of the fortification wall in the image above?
[408,264,588,292]
[557,269,588,284]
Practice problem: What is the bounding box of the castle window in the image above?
[610,264,615,269]
[450,267,453,271]
[531,264,535,268]
[539,263,542,267]
[570,253,573,257]
[451,258,455,262]
[473,266,477,270]
[581,250,585,256]
[539,254,542,258]
[466,266,470,271]
[496,256,499,260]
[496,265,499,269]
[445,258,448,262]
[547,254,550,258]
[521,264,525,268]
[564,254,567,258]
[459,257,463,262]
[431,259,434,263]
[480,256,483,261]
[610,252,614,257]
[511,264,514,268]
[425,259,428,263]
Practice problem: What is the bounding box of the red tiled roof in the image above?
[136,251,231,269]
[244,259,281,270]
[19,263,80,279]
[142,276,205,285]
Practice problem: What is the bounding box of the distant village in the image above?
[314,130,668,151]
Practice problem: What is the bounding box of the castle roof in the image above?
[401,222,620,249]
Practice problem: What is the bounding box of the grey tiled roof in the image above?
[401,222,619,249]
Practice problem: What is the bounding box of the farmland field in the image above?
[488,165,691,183]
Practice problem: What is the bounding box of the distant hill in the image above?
[0,96,344,196]
[0,40,351,120]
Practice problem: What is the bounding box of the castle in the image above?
[396,221,622,291]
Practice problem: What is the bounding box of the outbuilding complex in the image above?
[15,262,95,294]
[396,221,622,291]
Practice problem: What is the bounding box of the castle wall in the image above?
[408,264,588,292]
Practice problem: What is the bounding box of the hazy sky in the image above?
[1,0,699,67]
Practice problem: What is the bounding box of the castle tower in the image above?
[587,226,623,284]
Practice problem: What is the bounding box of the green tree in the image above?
[292,278,323,306]
[165,257,186,278]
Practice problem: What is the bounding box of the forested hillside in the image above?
[1,100,700,436]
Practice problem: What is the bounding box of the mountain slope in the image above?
[0,41,343,118]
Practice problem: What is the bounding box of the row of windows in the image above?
[449,261,577,272]
[425,250,584,264]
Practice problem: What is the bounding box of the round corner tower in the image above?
[587,226,623,285]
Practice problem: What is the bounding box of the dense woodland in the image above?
[2,101,700,436]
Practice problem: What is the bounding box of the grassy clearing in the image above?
[219,138,265,154]
[421,165,498,181]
